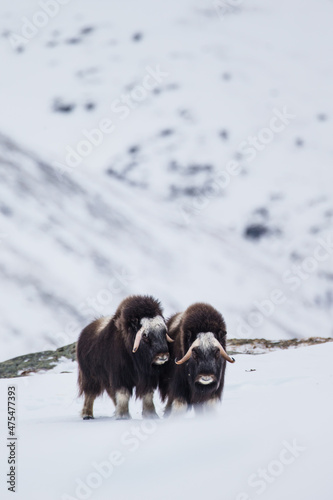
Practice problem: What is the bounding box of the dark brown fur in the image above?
[162,303,228,414]
[77,295,170,419]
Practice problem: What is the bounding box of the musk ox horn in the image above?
[132,325,173,352]
[175,338,201,365]
[212,337,235,363]
[175,336,235,365]
[132,326,145,353]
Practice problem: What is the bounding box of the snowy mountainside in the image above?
[0,0,333,360]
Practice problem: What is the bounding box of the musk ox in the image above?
[77,295,173,420]
[163,303,235,415]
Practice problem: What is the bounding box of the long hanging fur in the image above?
[77,295,170,419]
[162,303,229,413]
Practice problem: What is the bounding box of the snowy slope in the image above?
[0,0,333,361]
[0,343,332,500]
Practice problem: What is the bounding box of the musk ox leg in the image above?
[82,394,95,420]
[114,388,131,420]
[142,391,158,419]
[206,397,220,409]
[193,403,205,416]
[169,398,188,416]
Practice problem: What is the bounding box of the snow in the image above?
[0,0,333,361]
[0,343,332,500]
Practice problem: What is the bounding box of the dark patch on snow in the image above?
[160,129,174,137]
[315,291,333,308]
[128,145,140,155]
[81,26,94,35]
[168,161,212,176]
[91,252,110,271]
[254,207,269,218]
[244,224,270,241]
[270,192,284,201]
[178,108,193,121]
[309,226,321,234]
[295,138,304,147]
[169,183,214,199]
[170,185,202,198]
[76,67,100,80]
[66,37,82,45]
[318,271,333,281]
[187,164,212,175]
[219,129,229,140]
[166,83,179,91]
[222,72,232,81]
[105,168,146,188]
[84,102,95,111]
[317,113,328,122]
[0,205,13,217]
[132,32,143,42]
[53,99,76,113]
[46,41,58,48]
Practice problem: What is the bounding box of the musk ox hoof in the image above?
[82,415,94,420]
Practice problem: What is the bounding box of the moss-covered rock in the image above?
[0,343,76,379]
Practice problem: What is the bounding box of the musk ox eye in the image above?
[214,347,220,359]
[142,332,149,342]
[192,348,199,360]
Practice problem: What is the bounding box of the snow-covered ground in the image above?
[0,343,332,500]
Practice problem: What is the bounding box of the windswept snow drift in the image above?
[0,343,332,500]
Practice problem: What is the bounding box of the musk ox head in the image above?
[133,315,173,365]
[116,295,173,365]
[176,331,235,395]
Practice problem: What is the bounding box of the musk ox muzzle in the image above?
[153,353,170,365]
[195,374,217,385]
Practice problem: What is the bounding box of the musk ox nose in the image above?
[195,374,217,385]
[153,352,169,365]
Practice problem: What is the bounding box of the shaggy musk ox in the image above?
[163,303,235,415]
[77,295,173,420]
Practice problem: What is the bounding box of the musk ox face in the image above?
[187,333,224,394]
[177,332,235,395]
[132,315,171,365]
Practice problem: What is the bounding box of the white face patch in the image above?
[197,332,216,351]
[153,354,169,365]
[95,316,112,334]
[140,315,166,331]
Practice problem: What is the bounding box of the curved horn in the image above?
[132,326,145,353]
[212,338,235,363]
[175,338,200,365]
[166,333,174,343]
